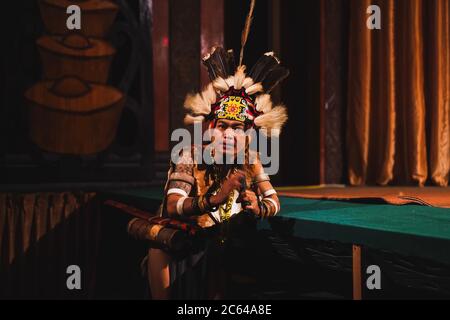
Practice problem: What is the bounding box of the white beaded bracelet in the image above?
[263,189,277,197]
[263,197,279,215]
[167,188,188,198]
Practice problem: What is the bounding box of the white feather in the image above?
[264,51,280,63]
[202,52,211,61]
[184,93,210,115]
[213,77,229,92]
[255,94,273,113]
[242,77,254,89]
[201,83,217,105]
[245,83,263,95]
[225,76,234,88]
[233,66,246,90]
[184,114,205,125]
[254,105,288,133]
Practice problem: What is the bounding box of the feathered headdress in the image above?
[183,0,289,136]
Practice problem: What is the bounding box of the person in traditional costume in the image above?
[147,0,289,299]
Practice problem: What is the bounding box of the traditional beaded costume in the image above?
[162,46,289,222]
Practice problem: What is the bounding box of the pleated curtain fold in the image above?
[347,0,449,186]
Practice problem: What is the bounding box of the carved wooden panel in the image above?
[1,0,155,189]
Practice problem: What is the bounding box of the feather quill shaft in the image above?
[239,0,256,66]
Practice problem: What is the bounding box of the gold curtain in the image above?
[347,0,449,186]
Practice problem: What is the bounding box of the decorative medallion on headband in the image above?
[183,0,289,136]
[216,95,249,122]
[212,87,259,124]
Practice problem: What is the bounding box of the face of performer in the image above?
[214,119,247,157]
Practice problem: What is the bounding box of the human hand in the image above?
[209,170,245,206]
[237,190,260,216]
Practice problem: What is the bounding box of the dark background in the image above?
[225,0,324,186]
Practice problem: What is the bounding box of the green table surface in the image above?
[102,188,450,265]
